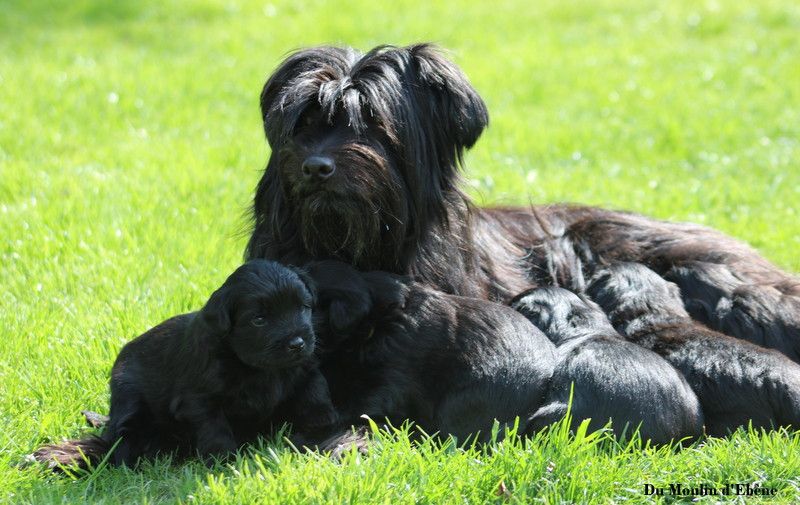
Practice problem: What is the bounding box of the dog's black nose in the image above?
[302,156,335,180]
[287,336,306,352]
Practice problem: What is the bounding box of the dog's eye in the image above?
[302,302,313,310]
[251,316,268,327]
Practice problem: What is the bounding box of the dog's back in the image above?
[513,287,703,444]
[311,261,559,441]
[588,262,800,435]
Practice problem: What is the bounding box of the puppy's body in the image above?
[309,261,557,442]
[104,315,326,464]
[588,262,800,436]
[248,43,800,362]
[512,287,703,444]
[35,260,336,468]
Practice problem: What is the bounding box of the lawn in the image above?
[2,0,800,503]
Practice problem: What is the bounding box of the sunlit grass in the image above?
[2,0,800,503]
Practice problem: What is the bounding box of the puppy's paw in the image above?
[81,410,109,428]
[320,427,370,460]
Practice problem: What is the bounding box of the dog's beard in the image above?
[298,192,384,266]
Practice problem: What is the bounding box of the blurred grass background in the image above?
[1,0,799,503]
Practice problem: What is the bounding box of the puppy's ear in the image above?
[198,284,233,337]
[362,272,408,311]
[306,261,373,333]
[409,44,489,150]
[181,285,233,374]
[287,266,317,305]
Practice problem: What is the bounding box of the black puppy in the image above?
[307,261,557,444]
[511,287,703,444]
[587,262,800,436]
[34,260,337,468]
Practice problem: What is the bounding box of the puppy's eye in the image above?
[302,302,313,310]
[251,316,268,327]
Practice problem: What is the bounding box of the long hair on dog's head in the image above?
[247,44,488,276]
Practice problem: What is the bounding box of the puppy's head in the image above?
[587,262,689,328]
[249,44,488,270]
[510,287,613,344]
[305,260,409,344]
[198,260,316,369]
[306,260,372,336]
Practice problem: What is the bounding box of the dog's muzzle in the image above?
[302,155,336,182]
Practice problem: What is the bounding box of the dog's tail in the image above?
[30,435,111,472]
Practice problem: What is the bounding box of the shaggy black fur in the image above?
[247,43,800,361]
[33,260,337,469]
[511,287,703,444]
[587,262,800,436]
[306,260,557,443]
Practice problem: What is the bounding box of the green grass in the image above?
[2,0,800,502]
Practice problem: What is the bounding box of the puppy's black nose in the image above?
[287,336,306,352]
[302,156,335,180]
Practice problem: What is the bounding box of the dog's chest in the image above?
[223,373,287,421]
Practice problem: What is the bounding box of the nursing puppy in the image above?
[587,262,800,436]
[34,260,337,469]
[307,261,557,443]
[511,287,703,444]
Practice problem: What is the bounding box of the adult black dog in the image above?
[34,260,337,468]
[587,262,800,436]
[511,287,703,444]
[247,43,800,361]
[306,260,557,443]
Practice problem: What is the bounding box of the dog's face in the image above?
[273,105,405,266]
[200,260,316,369]
[250,44,489,270]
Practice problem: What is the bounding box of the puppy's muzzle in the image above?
[287,336,306,352]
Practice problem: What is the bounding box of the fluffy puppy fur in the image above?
[511,287,703,444]
[664,261,800,362]
[588,262,800,436]
[247,43,800,360]
[34,260,337,469]
[306,260,557,443]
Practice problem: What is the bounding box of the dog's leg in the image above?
[172,395,237,463]
[286,369,339,431]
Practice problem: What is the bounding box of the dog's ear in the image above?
[287,265,317,305]
[408,44,489,151]
[179,284,234,375]
[362,271,408,311]
[306,261,373,333]
[197,284,234,338]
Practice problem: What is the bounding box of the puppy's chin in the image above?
[237,347,316,371]
[298,191,382,266]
